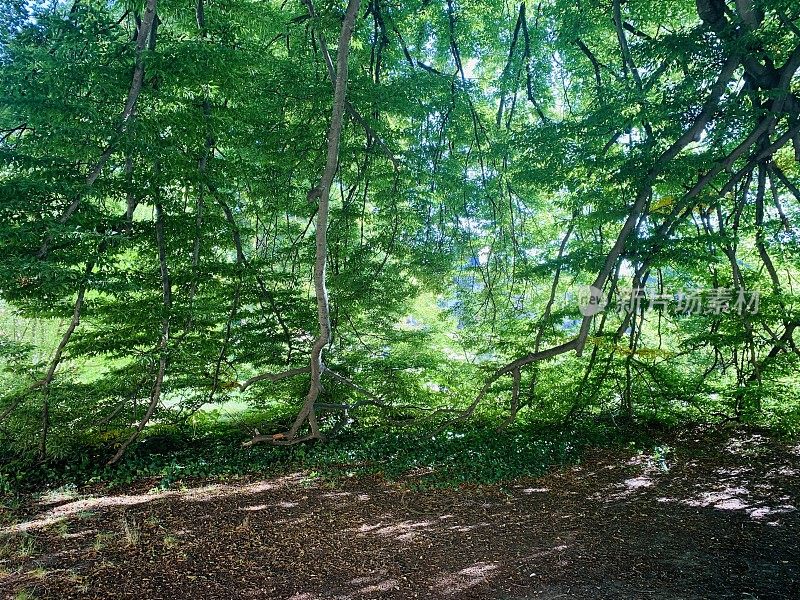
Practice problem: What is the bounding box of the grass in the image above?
[0,533,13,556]
[38,484,78,505]
[27,567,48,580]
[144,515,160,528]
[120,514,140,547]
[236,515,251,532]
[54,520,69,538]
[92,532,116,552]
[65,570,90,594]
[15,534,36,559]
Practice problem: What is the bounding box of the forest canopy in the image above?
[0,0,799,474]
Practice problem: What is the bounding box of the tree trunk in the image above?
[284,0,361,441]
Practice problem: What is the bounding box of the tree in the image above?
[0,0,798,463]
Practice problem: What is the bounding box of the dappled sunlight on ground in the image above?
[590,474,657,502]
[2,475,304,534]
[241,501,293,511]
[723,433,773,457]
[647,435,800,525]
[1,432,798,599]
[355,519,434,542]
[519,487,550,494]
[434,561,499,595]
[658,477,797,523]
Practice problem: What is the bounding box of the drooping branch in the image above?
[612,0,643,91]
[453,44,752,423]
[215,192,295,363]
[496,3,525,127]
[575,39,605,102]
[35,261,94,457]
[302,0,399,170]
[39,0,159,257]
[239,367,312,392]
[108,196,172,466]
[573,51,743,353]
[769,163,800,212]
[753,162,781,294]
[501,214,576,426]
[765,165,793,232]
[519,6,548,122]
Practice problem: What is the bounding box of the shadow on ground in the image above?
[1,431,798,599]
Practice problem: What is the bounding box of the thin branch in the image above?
[107,195,171,466]
[303,0,400,170]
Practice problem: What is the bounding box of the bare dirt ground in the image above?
[1,431,798,599]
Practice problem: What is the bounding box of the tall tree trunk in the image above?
[284,0,361,441]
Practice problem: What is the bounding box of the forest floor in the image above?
[0,429,798,599]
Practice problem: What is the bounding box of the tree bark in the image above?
[278,0,361,442]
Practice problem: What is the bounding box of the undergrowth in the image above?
[0,409,660,498]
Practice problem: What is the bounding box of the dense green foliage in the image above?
[1,0,799,485]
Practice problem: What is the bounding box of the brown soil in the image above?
[1,432,798,599]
